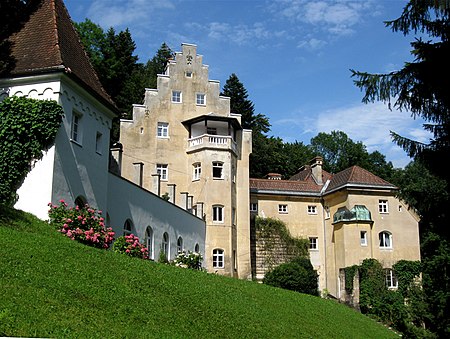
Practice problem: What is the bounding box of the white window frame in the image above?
[212,205,224,223]
[193,163,201,181]
[379,199,389,213]
[145,226,154,260]
[162,232,170,258]
[278,204,288,214]
[177,237,183,254]
[212,249,224,269]
[123,219,133,236]
[360,231,368,246]
[212,161,223,179]
[95,131,102,154]
[309,237,318,250]
[156,164,168,181]
[385,269,398,289]
[379,231,392,249]
[196,93,206,105]
[172,90,182,103]
[157,122,169,138]
[250,203,258,212]
[71,112,82,144]
[307,205,317,215]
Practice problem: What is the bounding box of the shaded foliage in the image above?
[0,97,63,205]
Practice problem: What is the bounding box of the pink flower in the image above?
[125,249,130,253]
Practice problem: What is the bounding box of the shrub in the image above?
[112,234,149,260]
[173,250,203,270]
[263,257,319,296]
[48,200,115,249]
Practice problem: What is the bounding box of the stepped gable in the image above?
[7,0,117,113]
[325,165,397,193]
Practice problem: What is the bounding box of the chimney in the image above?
[167,184,176,204]
[266,173,282,180]
[151,174,161,196]
[310,156,323,184]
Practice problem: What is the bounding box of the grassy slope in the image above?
[0,207,398,339]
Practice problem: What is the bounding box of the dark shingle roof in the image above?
[325,165,396,193]
[250,165,396,196]
[6,0,117,113]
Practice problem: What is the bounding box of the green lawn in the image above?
[0,206,399,338]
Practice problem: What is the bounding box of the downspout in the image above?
[320,179,331,296]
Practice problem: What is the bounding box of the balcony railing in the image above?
[188,134,238,154]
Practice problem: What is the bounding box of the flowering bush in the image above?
[48,200,115,249]
[112,234,149,260]
[173,250,203,270]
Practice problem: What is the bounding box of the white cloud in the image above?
[86,0,174,28]
[272,101,431,168]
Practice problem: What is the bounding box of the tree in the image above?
[221,73,271,178]
[72,18,106,72]
[352,2,450,336]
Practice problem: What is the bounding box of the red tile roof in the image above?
[6,0,117,113]
[250,164,396,196]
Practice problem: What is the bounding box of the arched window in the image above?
[74,196,86,209]
[162,232,170,258]
[123,219,133,236]
[177,236,183,253]
[212,249,224,269]
[145,226,154,260]
[379,231,392,248]
[194,243,200,253]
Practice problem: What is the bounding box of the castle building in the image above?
[250,156,421,299]
[119,44,252,278]
[1,0,205,260]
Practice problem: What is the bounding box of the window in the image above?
[185,71,192,78]
[212,205,224,223]
[162,232,170,258]
[278,204,288,214]
[95,132,103,154]
[379,231,392,248]
[250,203,258,212]
[172,90,182,103]
[177,237,183,253]
[196,93,206,105]
[74,196,86,209]
[385,269,398,289]
[207,127,217,135]
[123,219,133,236]
[71,112,82,143]
[157,122,169,138]
[212,249,224,268]
[360,231,368,246]
[379,199,389,213]
[232,207,236,226]
[193,163,201,181]
[307,205,317,215]
[194,243,199,253]
[212,162,223,179]
[156,164,168,181]
[309,237,318,250]
[145,226,154,260]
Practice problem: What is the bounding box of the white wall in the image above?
[107,173,206,261]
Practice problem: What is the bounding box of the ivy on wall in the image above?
[0,96,63,205]
[255,216,309,269]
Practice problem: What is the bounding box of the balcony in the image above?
[187,134,238,154]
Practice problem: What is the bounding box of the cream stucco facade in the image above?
[119,43,252,278]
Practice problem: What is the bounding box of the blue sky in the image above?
[64,0,432,168]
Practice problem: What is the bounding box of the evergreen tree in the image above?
[221,73,270,178]
[351,2,450,336]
